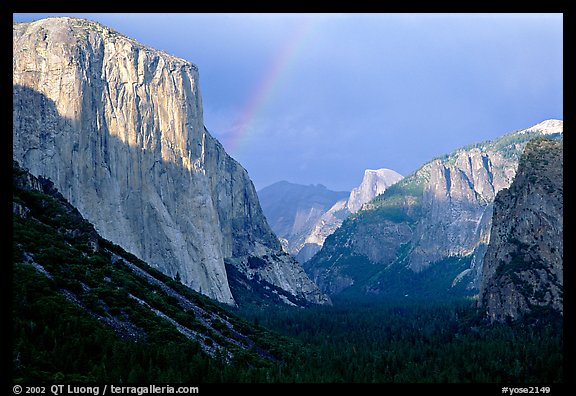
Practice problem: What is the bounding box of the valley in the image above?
[12,15,563,385]
[12,147,563,383]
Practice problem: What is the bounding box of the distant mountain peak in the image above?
[364,168,402,176]
[258,167,402,264]
[519,119,563,135]
[304,121,563,302]
[347,168,403,214]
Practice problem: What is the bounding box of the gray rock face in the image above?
[258,181,349,260]
[258,169,403,264]
[407,147,514,273]
[299,168,403,263]
[296,198,349,263]
[13,17,327,306]
[480,139,563,322]
[305,121,563,299]
[347,169,403,214]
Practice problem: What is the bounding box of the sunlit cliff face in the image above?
[13,17,330,307]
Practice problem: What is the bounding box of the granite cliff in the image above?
[258,169,402,264]
[257,181,349,262]
[305,120,563,300]
[13,17,328,306]
[480,138,563,322]
[347,169,403,214]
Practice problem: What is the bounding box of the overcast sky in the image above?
[13,13,563,191]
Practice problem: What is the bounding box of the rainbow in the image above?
[226,18,315,155]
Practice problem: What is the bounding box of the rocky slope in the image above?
[13,17,328,306]
[305,120,563,300]
[298,168,403,263]
[259,169,403,264]
[479,138,563,322]
[257,181,349,260]
[296,198,350,263]
[13,160,287,380]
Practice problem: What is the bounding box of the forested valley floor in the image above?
[15,258,562,384]
[232,299,563,383]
